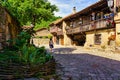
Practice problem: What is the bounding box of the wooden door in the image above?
[61,36,64,45]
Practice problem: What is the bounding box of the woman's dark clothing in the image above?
[49,44,53,48]
[49,40,54,48]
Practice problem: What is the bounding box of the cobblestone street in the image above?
[52,46,120,80]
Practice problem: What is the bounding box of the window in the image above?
[94,34,101,45]
[70,22,73,27]
[116,0,120,7]
[91,12,95,21]
[116,0,120,12]
[73,22,76,27]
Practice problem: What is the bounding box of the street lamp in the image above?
[107,0,114,12]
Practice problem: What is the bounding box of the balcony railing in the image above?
[57,31,63,35]
[66,26,80,34]
[50,26,63,35]
[57,28,63,35]
[50,26,58,33]
[66,18,115,34]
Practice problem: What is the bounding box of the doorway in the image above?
[72,34,86,46]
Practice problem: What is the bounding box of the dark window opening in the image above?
[94,34,101,45]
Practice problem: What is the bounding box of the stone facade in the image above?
[50,0,119,49]
[49,20,64,46]
[114,0,120,46]
[63,21,72,46]
[0,6,19,49]
[85,29,115,48]
[33,28,51,47]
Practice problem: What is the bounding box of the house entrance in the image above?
[60,36,64,45]
[72,34,86,46]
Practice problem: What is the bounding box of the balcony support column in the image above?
[63,21,72,46]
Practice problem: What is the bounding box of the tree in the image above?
[0,0,59,28]
[34,16,61,30]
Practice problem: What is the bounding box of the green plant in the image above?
[0,30,53,65]
[48,34,52,39]
[1,0,59,26]
[101,45,106,49]
[16,44,52,65]
[0,28,54,79]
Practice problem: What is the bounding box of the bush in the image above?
[101,45,106,49]
[0,28,55,79]
[0,30,53,66]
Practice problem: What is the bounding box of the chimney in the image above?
[72,7,76,13]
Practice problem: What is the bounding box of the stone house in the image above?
[0,6,20,49]
[50,0,120,49]
[32,28,52,47]
[115,0,120,47]
[49,19,64,45]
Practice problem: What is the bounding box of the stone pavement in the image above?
[52,46,120,80]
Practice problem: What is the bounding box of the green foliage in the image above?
[0,25,54,78]
[19,44,52,65]
[34,20,52,30]
[101,45,106,49]
[0,50,19,63]
[48,34,52,39]
[9,31,31,50]
[0,30,53,65]
[0,0,59,27]
[34,16,61,30]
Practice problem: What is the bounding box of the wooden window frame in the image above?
[94,34,101,45]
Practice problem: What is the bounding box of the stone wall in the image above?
[114,10,120,46]
[33,38,49,47]
[114,0,120,46]
[84,29,115,48]
[63,21,72,46]
[35,29,50,37]
[0,7,19,49]
[33,28,51,47]
[116,22,120,46]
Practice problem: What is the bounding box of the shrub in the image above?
[1,30,53,65]
[101,45,106,49]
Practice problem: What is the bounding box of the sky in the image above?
[48,0,99,17]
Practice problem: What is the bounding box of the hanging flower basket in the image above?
[106,19,114,27]
[108,35,116,40]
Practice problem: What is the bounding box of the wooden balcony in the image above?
[66,18,115,34]
[66,26,80,34]
[50,26,58,33]
[81,23,91,31]
[57,28,63,35]
[57,31,63,35]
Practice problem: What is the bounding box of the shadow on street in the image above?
[53,47,76,54]
[54,53,120,79]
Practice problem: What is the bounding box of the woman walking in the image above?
[49,38,54,52]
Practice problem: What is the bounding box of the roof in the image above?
[22,26,33,30]
[49,19,62,26]
[35,28,48,32]
[50,0,107,25]
[34,28,51,37]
